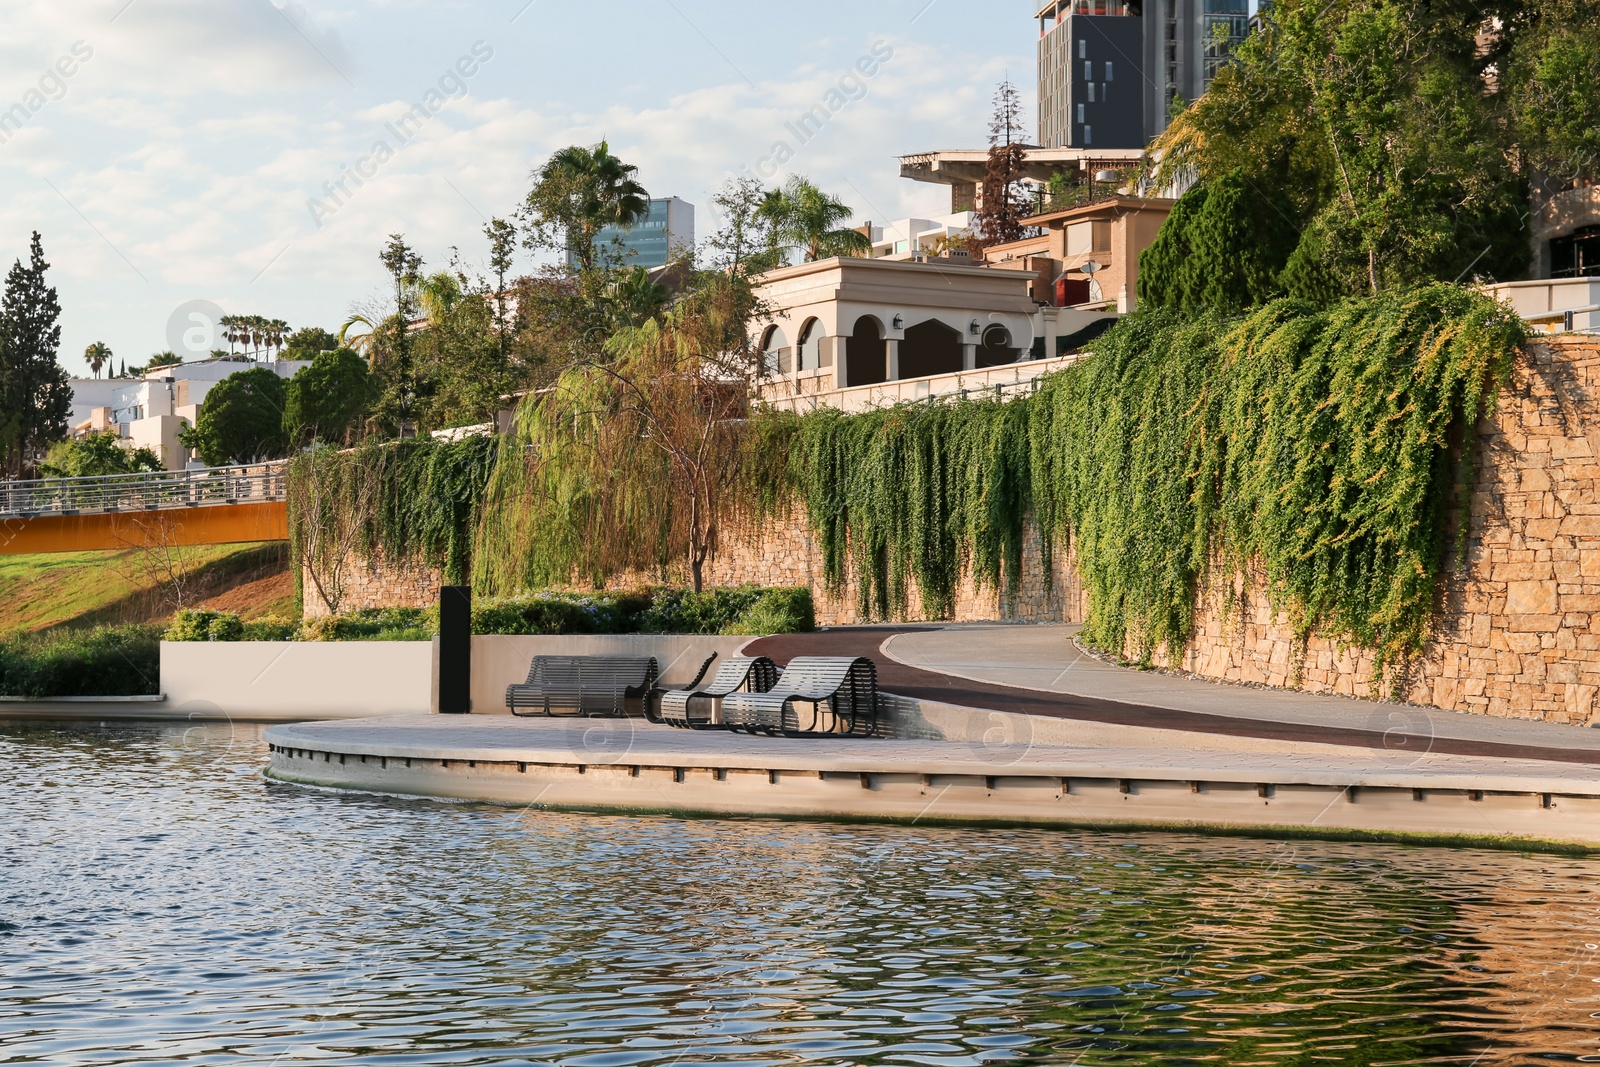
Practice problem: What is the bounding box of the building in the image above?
[751,257,1116,412]
[900,147,1146,215]
[982,195,1175,316]
[858,212,975,261]
[1036,0,1252,149]
[68,358,310,470]
[576,196,695,270]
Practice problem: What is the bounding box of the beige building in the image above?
[983,194,1174,314]
[752,256,1115,409]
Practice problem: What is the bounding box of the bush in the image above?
[471,591,650,636]
[0,625,162,697]
[722,587,815,636]
[241,617,298,641]
[302,607,436,642]
[165,609,245,642]
[471,586,813,636]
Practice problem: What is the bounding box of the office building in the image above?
[1037,0,1252,149]
[577,196,695,270]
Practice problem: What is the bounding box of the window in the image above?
[1078,38,1086,59]
[1083,60,1092,80]
[1087,82,1096,102]
[1077,103,1085,123]
[1083,124,1092,145]
[1104,60,1113,81]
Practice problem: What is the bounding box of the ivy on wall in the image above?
[288,284,1525,670]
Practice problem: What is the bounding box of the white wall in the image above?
[162,641,433,721]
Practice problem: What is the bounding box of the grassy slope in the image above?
[0,542,294,633]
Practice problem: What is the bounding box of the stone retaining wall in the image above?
[1155,338,1600,725]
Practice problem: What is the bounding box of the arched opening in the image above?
[760,324,789,375]
[796,318,826,372]
[898,318,963,379]
[1552,226,1600,278]
[976,324,1019,368]
[845,316,886,387]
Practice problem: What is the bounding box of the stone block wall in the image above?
[1152,338,1600,725]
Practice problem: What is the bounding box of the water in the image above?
[3,721,1600,1066]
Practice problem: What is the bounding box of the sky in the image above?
[0,0,1044,378]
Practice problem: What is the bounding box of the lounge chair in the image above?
[506,655,658,717]
[655,655,781,729]
[719,656,878,737]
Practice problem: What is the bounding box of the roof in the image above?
[1021,194,1176,227]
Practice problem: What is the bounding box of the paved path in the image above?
[745,625,1600,768]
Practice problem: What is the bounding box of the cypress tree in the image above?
[1137,170,1299,314]
[0,232,71,477]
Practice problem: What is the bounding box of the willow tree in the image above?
[476,269,781,595]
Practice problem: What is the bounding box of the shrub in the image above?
[471,591,647,636]
[0,625,162,697]
[302,607,436,642]
[723,587,814,636]
[241,617,298,641]
[165,609,246,642]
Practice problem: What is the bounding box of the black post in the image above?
[438,585,472,714]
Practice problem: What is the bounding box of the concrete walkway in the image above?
[747,625,1600,767]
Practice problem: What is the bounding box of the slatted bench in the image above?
[719,656,879,737]
[506,655,659,717]
[655,655,781,729]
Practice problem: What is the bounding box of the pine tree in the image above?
[0,232,70,477]
[975,81,1030,251]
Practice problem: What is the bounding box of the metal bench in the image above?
[655,655,781,729]
[506,655,659,717]
[719,656,879,737]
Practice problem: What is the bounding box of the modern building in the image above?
[899,147,1146,215]
[577,196,695,270]
[1036,0,1252,149]
[858,212,976,261]
[69,358,310,470]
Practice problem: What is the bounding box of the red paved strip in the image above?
[746,627,1600,768]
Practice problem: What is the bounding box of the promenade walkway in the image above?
[746,624,1600,768]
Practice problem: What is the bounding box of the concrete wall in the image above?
[467,634,751,714]
[161,641,433,721]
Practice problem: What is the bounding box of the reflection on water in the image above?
[2,719,1599,1065]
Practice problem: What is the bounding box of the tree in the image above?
[377,234,423,430]
[84,342,111,379]
[0,232,71,477]
[974,81,1031,251]
[179,366,288,465]
[283,326,338,362]
[485,217,517,365]
[147,351,182,370]
[1139,169,1300,314]
[477,269,771,595]
[705,176,783,276]
[40,432,162,477]
[1148,0,1533,300]
[758,176,870,263]
[284,348,371,446]
[523,141,650,273]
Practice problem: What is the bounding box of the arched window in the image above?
[797,318,826,372]
[977,324,1019,368]
[898,319,963,379]
[760,324,789,375]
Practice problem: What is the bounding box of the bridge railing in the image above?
[0,461,288,519]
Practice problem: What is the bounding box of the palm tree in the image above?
[758,177,871,263]
[418,272,463,326]
[84,342,111,378]
[527,140,650,273]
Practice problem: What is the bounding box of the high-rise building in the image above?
[1037,0,1252,149]
[576,196,695,270]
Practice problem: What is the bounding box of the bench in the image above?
[506,655,659,717]
[655,655,781,729]
[719,656,879,737]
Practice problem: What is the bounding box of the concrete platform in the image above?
[265,716,1600,849]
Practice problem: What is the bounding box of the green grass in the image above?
[0,624,162,697]
[0,543,290,633]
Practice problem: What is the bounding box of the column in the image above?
[885,339,900,381]
[963,342,978,371]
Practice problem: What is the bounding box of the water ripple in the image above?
[1,720,1598,1064]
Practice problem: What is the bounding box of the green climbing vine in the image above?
[784,283,1525,668]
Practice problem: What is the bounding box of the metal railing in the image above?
[0,461,287,519]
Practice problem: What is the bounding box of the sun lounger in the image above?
[719,656,878,737]
[655,655,781,729]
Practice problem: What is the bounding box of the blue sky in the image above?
[0,0,1043,376]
